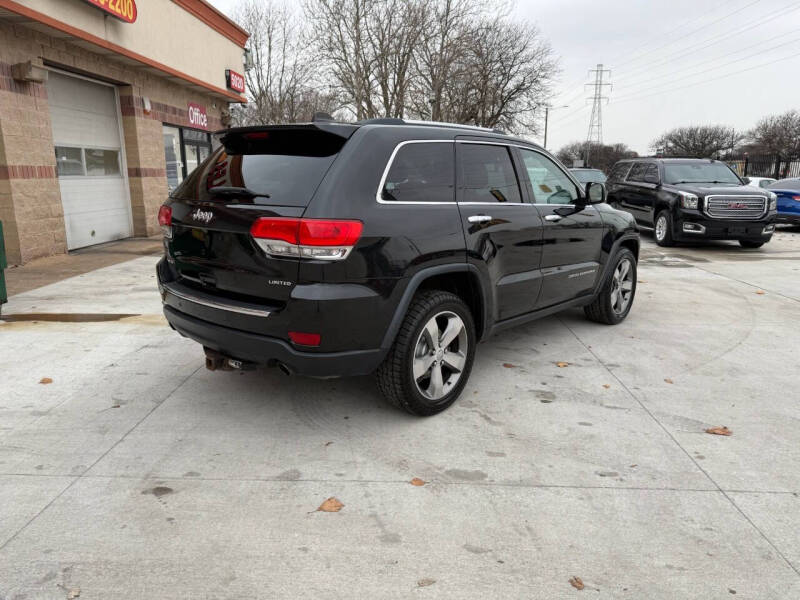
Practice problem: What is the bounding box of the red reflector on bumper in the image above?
[289,331,321,346]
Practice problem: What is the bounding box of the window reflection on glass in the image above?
[184,144,199,176]
[55,146,84,177]
[84,149,120,176]
[519,149,579,204]
[163,125,183,192]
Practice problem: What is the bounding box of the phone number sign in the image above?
[82,0,138,23]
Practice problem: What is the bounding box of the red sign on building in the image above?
[187,103,209,130]
[82,0,138,23]
[226,69,245,94]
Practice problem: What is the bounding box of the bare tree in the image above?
[651,125,743,158]
[748,110,800,157]
[557,141,638,172]
[304,0,558,132]
[232,0,339,126]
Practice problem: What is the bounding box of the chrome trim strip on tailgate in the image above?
[161,282,273,318]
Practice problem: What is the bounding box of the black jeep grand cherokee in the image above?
[156,119,639,415]
[606,158,777,248]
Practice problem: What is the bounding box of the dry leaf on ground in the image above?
[316,497,344,512]
[569,576,585,590]
[502,363,516,368]
[664,378,673,384]
[755,290,765,295]
[556,362,569,368]
[418,578,436,587]
[705,426,732,436]
[410,477,426,487]
[67,589,81,599]
[39,377,53,384]
[602,384,611,389]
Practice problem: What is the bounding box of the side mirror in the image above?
[585,181,606,204]
[643,173,660,185]
[741,177,750,184]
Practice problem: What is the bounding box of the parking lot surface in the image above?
[1,230,799,599]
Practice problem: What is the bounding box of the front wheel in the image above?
[376,290,476,416]
[654,210,674,247]
[584,248,637,325]
[739,240,765,249]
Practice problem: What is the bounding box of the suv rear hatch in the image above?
[162,123,357,329]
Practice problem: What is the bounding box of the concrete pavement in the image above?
[1,231,799,598]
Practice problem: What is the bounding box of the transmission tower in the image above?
[584,64,611,166]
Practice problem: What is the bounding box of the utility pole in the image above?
[585,64,611,167]
[543,105,568,150]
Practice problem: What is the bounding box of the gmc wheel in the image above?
[376,290,476,416]
[654,211,674,247]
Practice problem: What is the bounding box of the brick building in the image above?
[0,0,248,265]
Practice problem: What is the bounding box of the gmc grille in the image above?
[704,195,766,220]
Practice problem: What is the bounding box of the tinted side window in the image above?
[609,162,631,182]
[644,164,659,182]
[519,149,579,204]
[459,143,522,203]
[382,142,455,202]
[626,162,647,182]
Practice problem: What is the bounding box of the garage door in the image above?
[48,71,132,250]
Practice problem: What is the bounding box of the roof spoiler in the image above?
[215,122,360,143]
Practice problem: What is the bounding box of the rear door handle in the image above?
[467,215,492,224]
[545,214,562,222]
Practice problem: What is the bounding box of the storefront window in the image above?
[162,125,212,192]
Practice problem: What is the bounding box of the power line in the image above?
[550,0,732,103]
[613,0,763,71]
[613,0,800,85]
[611,47,800,104]
[614,36,799,96]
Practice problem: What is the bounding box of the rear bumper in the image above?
[163,305,385,377]
[673,212,775,241]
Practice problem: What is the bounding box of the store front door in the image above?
[163,125,212,193]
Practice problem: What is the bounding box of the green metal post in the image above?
[0,221,7,315]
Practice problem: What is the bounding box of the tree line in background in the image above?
[650,110,800,160]
[556,109,800,173]
[231,0,558,134]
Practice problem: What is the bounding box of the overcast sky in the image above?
[207,0,800,155]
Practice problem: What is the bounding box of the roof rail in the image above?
[402,119,504,134]
[355,117,505,135]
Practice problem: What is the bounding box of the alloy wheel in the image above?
[655,215,667,241]
[413,311,468,401]
[610,258,634,315]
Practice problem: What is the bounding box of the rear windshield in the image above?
[172,128,347,206]
[663,162,741,185]
[572,169,607,183]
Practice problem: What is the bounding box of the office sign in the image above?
[188,103,209,130]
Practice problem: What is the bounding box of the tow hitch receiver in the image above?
[204,347,256,372]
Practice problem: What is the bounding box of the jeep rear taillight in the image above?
[250,217,363,261]
[158,205,172,239]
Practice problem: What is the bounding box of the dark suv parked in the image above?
[156,118,639,415]
[606,158,777,248]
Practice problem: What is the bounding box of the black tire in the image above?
[654,210,674,247]
[376,290,476,416]
[584,248,637,325]
[739,240,765,249]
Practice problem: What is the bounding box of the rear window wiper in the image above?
[208,186,270,199]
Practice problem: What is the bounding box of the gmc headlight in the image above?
[679,191,699,209]
[768,192,777,211]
